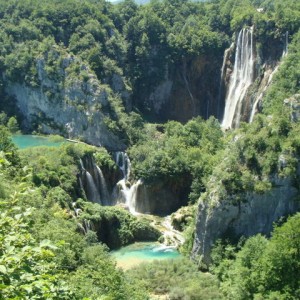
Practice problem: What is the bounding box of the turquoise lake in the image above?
[12,135,65,149]
[111,242,181,269]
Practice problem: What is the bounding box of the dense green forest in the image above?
[0,0,300,299]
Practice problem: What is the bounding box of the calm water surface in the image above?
[12,135,65,149]
[111,242,181,269]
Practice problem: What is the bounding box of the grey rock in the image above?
[6,55,126,150]
[284,94,300,122]
[192,175,300,266]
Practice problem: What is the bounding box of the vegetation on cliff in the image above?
[0,130,152,299]
[0,0,300,299]
[212,214,300,299]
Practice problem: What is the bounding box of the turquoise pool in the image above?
[12,135,65,149]
[111,242,181,269]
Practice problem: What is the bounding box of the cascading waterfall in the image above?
[117,179,142,214]
[114,151,142,214]
[80,157,109,205]
[222,27,255,129]
[96,166,110,205]
[85,171,102,204]
[115,151,131,180]
[79,152,143,214]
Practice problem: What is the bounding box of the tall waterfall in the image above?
[222,27,255,129]
[85,171,102,204]
[96,165,110,205]
[117,178,142,214]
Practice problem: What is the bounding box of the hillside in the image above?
[0,0,300,299]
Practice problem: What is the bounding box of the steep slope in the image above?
[5,51,125,149]
[192,29,300,265]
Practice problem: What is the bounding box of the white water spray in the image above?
[85,171,102,204]
[283,31,289,57]
[96,166,110,205]
[218,43,234,118]
[114,152,142,214]
[222,27,255,129]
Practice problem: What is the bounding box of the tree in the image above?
[259,214,300,298]
[0,126,20,166]
[0,189,74,299]
[6,116,19,133]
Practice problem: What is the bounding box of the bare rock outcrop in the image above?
[192,174,300,266]
[5,53,126,150]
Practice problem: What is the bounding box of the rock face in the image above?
[5,54,126,150]
[192,175,300,266]
[220,31,288,127]
[134,55,223,122]
[89,210,161,249]
[134,181,189,215]
[284,94,300,122]
[137,30,287,124]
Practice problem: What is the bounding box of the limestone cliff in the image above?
[134,181,190,215]
[220,29,287,126]
[5,51,127,150]
[134,29,288,124]
[134,55,223,123]
[192,174,300,266]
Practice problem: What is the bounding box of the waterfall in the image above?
[218,43,234,119]
[161,216,185,247]
[79,151,143,214]
[222,27,255,129]
[117,179,142,214]
[80,156,109,205]
[96,166,110,205]
[85,171,102,204]
[283,31,288,57]
[115,151,131,180]
[182,59,196,116]
[114,152,142,214]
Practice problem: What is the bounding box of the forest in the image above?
[0,0,300,299]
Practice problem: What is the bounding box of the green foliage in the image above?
[0,186,73,299]
[127,257,222,299]
[20,145,79,198]
[0,134,152,299]
[69,244,148,300]
[0,113,8,126]
[216,214,300,299]
[0,125,21,168]
[263,29,300,115]
[129,116,224,203]
[94,147,117,170]
[203,111,300,205]
[80,203,161,248]
[0,1,300,299]
[105,92,145,146]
